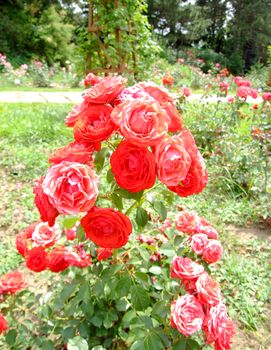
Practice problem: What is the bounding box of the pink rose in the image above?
[42,161,98,215]
[196,272,222,306]
[203,302,229,344]
[114,86,153,105]
[170,294,205,336]
[171,256,204,280]
[65,246,92,268]
[153,136,191,186]
[219,81,229,94]
[181,87,191,97]
[161,101,184,132]
[84,76,127,104]
[31,222,61,248]
[190,233,209,255]
[227,96,234,103]
[111,98,167,147]
[175,211,201,234]
[84,73,101,88]
[215,318,235,350]
[202,239,223,264]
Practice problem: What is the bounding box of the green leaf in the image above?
[173,339,187,350]
[111,193,123,211]
[94,147,109,173]
[60,283,78,301]
[116,188,144,201]
[106,169,114,183]
[134,271,149,284]
[115,275,131,297]
[63,327,76,343]
[149,266,162,275]
[76,225,86,242]
[186,339,201,350]
[5,329,17,347]
[152,301,168,320]
[136,207,149,227]
[62,216,79,229]
[116,298,130,311]
[67,336,89,350]
[130,340,144,350]
[143,332,164,350]
[91,347,106,350]
[153,200,167,221]
[131,285,150,311]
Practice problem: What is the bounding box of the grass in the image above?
[0,102,270,349]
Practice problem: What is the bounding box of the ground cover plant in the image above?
[0,76,270,349]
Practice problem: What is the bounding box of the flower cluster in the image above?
[170,256,235,349]
[0,270,27,334]
[175,210,223,264]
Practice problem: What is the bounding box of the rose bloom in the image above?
[219,81,229,94]
[181,87,191,97]
[236,86,256,100]
[252,104,258,110]
[190,233,209,255]
[81,207,132,248]
[137,234,155,245]
[84,75,127,104]
[96,248,114,261]
[202,239,223,264]
[175,210,201,234]
[249,88,258,99]
[65,100,90,127]
[84,72,101,88]
[33,177,59,227]
[65,222,79,241]
[162,75,174,86]
[25,247,48,272]
[215,63,221,68]
[154,135,191,186]
[215,318,235,350]
[0,271,27,295]
[74,104,117,143]
[199,223,219,240]
[262,92,271,101]
[161,101,184,132]
[16,223,37,257]
[178,58,185,64]
[31,222,61,248]
[42,161,98,215]
[136,81,175,105]
[111,98,167,147]
[110,140,156,192]
[168,130,208,197]
[0,314,8,335]
[196,272,222,306]
[203,302,229,344]
[65,246,92,268]
[227,96,234,103]
[49,141,94,165]
[170,294,205,336]
[171,256,204,280]
[114,86,153,105]
[47,247,70,273]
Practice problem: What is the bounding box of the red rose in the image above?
[81,207,132,248]
[111,99,167,147]
[171,256,204,280]
[16,223,36,257]
[84,76,127,104]
[262,92,271,101]
[190,233,209,255]
[96,248,114,261]
[0,314,8,335]
[42,161,98,215]
[196,272,222,306]
[84,73,101,88]
[65,100,90,127]
[49,141,94,165]
[110,140,156,192]
[161,101,184,132]
[162,75,174,86]
[33,177,59,227]
[214,318,235,350]
[170,295,205,336]
[202,240,223,264]
[47,247,70,272]
[153,136,191,186]
[0,271,27,295]
[136,81,175,105]
[74,104,116,143]
[25,247,48,272]
[168,130,208,197]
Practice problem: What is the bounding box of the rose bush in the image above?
[0,74,235,350]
